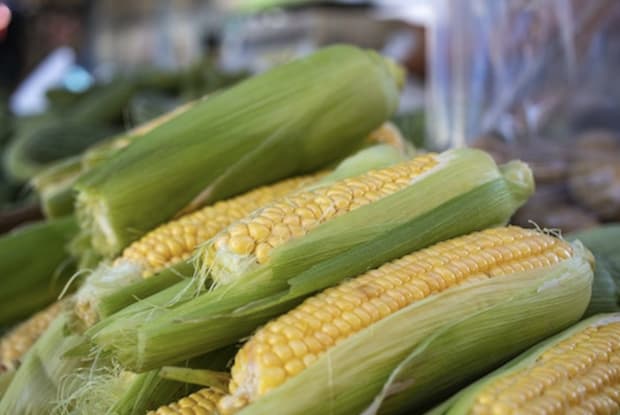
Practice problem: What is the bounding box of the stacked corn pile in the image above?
[0,45,618,415]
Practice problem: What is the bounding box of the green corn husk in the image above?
[57,346,236,415]
[90,148,535,372]
[75,45,404,258]
[32,100,197,219]
[425,313,619,415]
[0,313,85,415]
[0,217,78,325]
[0,310,231,415]
[568,224,620,317]
[236,239,594,415]
[75,143,409,327]
[31,155,83,218]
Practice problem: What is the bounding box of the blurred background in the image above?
[0,0,619,233]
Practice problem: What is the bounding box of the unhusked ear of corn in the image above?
[0,217,77,325]
[148,388,224,415]
[74,143,407,327]
[216,227,593,415]
[569,224,620,317]
[428,313,620,415]
[91,148,536,372]
[73,172,323,327]
[32,100,197,219]
[0,301,63,373]
[75,45,404,258]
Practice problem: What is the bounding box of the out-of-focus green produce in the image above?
[0,217,77,325]
[569,224,620,317]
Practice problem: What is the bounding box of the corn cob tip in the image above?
[74,260,143,327]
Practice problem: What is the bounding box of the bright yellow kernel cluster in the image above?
[120,174,321,276]
[366,122,406,152]
[471,321,620,415]
[147,388,224,415]
[218,227,573,413]
[0,302,63,372]
[207,154,439,267]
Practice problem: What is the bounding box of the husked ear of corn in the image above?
[0,217,77,325]
[217,227,594,415]
[91,148,536,372]
[148,388,224,415]
[428,313,620,415]
[569,224,620,317]
[75,45,404,258]
[0,301,63,373]
[74,143,407,327]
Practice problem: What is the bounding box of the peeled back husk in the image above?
[237,240,594,415]
[425,312,619,415]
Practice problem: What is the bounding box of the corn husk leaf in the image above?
[0,313,86,415]
[236,241,593,415]
[75,45,403,257]
[568,224,620,316]
[0,217,78,325]
[425,313,619,415]
[60,344,236,415]
[91,149,536,371]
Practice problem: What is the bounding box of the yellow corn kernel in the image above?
[471,321,620,415]
[206,154,439,267]
[0,302,63,372]
[218,227,573,413]
[119,173,323,276]
[147,388,224,415]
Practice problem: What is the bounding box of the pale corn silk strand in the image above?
[147,388,224,415]
[470,320,620,415]
[218,226,574,414]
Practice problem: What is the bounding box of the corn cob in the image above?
[90,148,535,372]
[76,45,403,258]
[0,216,77,325]
[217,226,593,414]
[0,301,63,373]
[74,143,406,327]
[428,313,620,415]
[148,388,224,415]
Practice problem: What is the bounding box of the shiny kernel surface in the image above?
[120,173,321,276]
[147,388,224,415]
[208,154,439,267]
[219,227,573,413]
[0,301,62,372]
[471,320,620,415]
